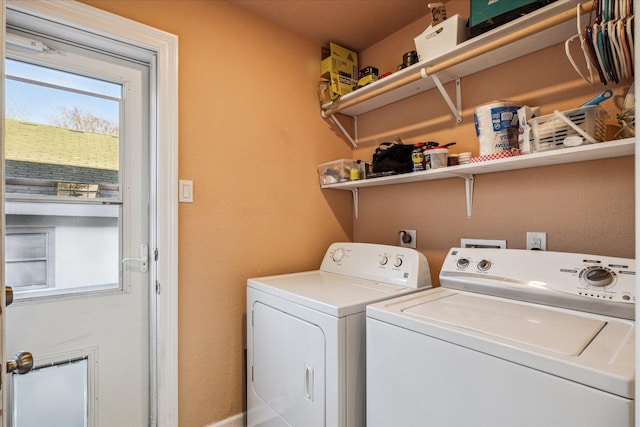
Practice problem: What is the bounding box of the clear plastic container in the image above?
[428,148,448,169]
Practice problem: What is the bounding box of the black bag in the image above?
[372,141,414,175]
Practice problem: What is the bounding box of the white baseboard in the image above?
[205,412,245,427]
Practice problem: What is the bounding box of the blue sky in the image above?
[5,58,120,125]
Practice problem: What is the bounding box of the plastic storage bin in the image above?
[531,105,608,152]
[414,15,469,63]
[318,159,352,185]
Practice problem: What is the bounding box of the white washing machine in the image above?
[367,247,635,427]
[246,242,431,427]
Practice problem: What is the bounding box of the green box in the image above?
[469,0,554,37]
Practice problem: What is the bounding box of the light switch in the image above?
[179,180,193,203]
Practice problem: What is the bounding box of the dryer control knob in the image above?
[477,259,492,271]
[456,258,470,269]
[581,266,615,287]
[331,248,345,262]
[394,257,403,267]
[380,255,389,266]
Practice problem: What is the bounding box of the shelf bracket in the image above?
[322,110,358,148]
[464,174,474,218]
[351,188,359,219]
[422,69,462,123]
[450,173,474,218]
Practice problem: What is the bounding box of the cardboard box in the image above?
[414,14,469,63]
[322,42,358,74]
[320,42,358,91]
[327,73,357,98]
[322,56,358,80]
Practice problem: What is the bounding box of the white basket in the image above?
[531,105,608,152]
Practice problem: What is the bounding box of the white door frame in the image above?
[0,1,6,426]
[3,1,179,425]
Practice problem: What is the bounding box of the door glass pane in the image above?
[5,58,121,200]
[12,358,88,427]
[5,55,124,299]
[6,202,120,299]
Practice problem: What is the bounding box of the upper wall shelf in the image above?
[321,0,587,119]
[321,138,635,218]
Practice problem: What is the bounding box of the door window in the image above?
[5,44,126,301]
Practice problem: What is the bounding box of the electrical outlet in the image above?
[526,232,547,250]
[399,230,416,248]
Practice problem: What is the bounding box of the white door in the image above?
[3,23,151,426]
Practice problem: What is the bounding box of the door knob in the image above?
[6,286,13,306]
[7,351,33,374]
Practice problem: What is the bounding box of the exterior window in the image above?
[5,228,54,290]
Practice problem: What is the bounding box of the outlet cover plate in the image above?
[526,232,547,250]
[461,238,507,249]
[399,230,416,248]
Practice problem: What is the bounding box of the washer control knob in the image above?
[380,255,389,266]
[456,258,470,269]
[394,257,403,267]
[581,266,615,287]
[331,248,344,262]
[477,259,492,271]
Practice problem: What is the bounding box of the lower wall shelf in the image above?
[320,138,635,218]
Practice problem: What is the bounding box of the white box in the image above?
[414,14,469,63]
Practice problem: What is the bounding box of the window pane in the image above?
[6,233,46,260]
[5,58,121,200]
[6,260,47,288]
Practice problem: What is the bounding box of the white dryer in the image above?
[246,242,431,427]
[367,247,635,427]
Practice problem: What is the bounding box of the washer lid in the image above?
[403,293,605,356]
[248,270,418,317]
[367,288,635,399]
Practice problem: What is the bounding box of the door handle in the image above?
[122,244,149,272]
[7,351,33,375]
[304,364,314,402]
[6,286,13,306]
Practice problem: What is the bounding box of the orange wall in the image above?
[81,1,352,425]
[80,1,635,425]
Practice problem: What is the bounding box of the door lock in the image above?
[7,351,34,375]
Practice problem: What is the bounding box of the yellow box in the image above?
[321,42,358,81]
[357,74,378,88]
[326,73,356,98]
